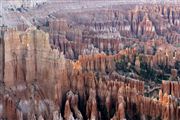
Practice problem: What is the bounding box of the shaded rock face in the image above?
[0,39,3,83]
[0,28,5,85]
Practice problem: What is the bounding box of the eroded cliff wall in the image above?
[0,26,178,120]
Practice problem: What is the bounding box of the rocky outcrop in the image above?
[137,13,155,37]
[64,100,74,120]
[65,91,83,120]
[4,27,69,97]
[0,28,145,119]
[2,28,180,120]
[161,80,180,98]
[1,2,180,120]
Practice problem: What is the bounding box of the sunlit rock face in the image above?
[4,28,68,99]
[0,28,69,119]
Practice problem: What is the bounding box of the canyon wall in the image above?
[1,2,180,120]
[0,28,180,120]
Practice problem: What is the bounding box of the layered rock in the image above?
[162,80,180,98]
[1,28,69,119]
[1,2,180,120]
[137,13,155,37]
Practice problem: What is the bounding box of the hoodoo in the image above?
[0,0,180,120]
